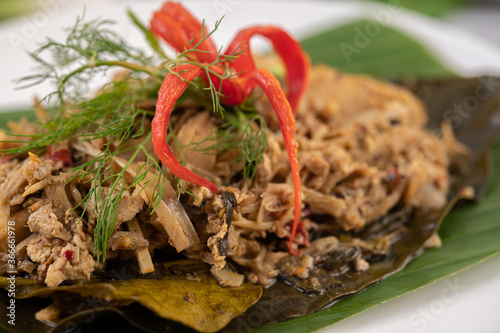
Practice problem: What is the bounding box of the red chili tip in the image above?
[62,249,74,261]
[288,243,303,256]
[288,219,307,255]
[297,220,310,247]
[47,147,73,167]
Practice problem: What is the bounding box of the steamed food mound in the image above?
[0,65,464,288]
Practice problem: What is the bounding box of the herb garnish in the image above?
[1,10,269,261]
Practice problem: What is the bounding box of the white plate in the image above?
[1,1,500,332]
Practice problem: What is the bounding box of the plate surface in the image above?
[1,1,500,332]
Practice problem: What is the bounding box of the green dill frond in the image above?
[5,74,159,157]
[16,13,160,104]
[177,17,247,115]
[219,109,269,183]
[70,132,166,261]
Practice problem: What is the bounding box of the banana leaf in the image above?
[0,0,38,21]
[300,20,454,79]
[219,77,500,332]
[0,260,262,333]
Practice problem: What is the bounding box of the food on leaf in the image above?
[0,1,497,332]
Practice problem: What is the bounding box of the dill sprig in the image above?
[71,132,165,262]
[173,108,269,185]
[233,112,269,181]
[216,109,269,183]
[2,9,268,260]
[6,75,160,157]
[17,13,161,104]
[67,74,162,260]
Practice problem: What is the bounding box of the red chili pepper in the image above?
[243,69,303,254]
[46,147,73,167]
[151,2,218,63]
[62,249,74,261]
[152,64,219,194]
[297,221,309,247]
[150,2,310,111]
[150,1,309,254]
[288,219,309,247]
[224,26,310,111]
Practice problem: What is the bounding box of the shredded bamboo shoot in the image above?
[112,156,200,251]
[126,218,154,274]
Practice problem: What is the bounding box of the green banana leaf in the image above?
[0,0,37,21]
[300,20,454,79]
[372,0,466,17]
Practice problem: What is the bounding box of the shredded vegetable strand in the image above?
[112,155,200,251]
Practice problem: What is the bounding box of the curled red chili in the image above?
[150,1,310,254]
[152,64,219,194]
[224,26,310,111]
[150,2,217,64]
